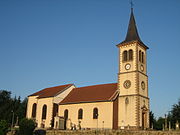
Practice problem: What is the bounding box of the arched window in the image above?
[123,51,128,62]
[142,52,144,63]
[32,103,37,118]
[78,109,83,119]
[64,109,68,120]
[129,50,133,61]
[139,50,142,62]
[93,108,98,119]
[42,104,47,119]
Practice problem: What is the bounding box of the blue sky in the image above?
[0,0,180,118]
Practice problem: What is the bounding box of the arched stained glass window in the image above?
[32,103,37,118]
[78,109,83,119]
[42,105,47,119]
[93,108,98,119]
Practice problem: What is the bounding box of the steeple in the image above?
[124,8,141,43]
[118,8,148,49]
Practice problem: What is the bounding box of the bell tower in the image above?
[117,8,149,130]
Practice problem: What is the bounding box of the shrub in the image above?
[34,129,46,135]
[0,120,9,135]
[18,118,35,135]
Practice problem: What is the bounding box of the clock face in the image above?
[140,65,144,72]
[123,80,131,89]
[141,81,145,90]
[125,64,131,70]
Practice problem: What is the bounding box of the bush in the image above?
[17,118,35,135]
[34,129,46,135]
[0,120,9,135]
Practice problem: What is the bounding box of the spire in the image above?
[117,8,148,49]
[123,8,142,43]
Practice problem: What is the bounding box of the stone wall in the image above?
[46,130,180,135]
[7,130,180,135]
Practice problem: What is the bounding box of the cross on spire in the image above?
[117,0,149,49]
[130,0,134,11]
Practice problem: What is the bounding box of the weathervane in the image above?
[130,0,134,11]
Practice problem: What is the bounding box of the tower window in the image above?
[139,50,142,62]
[42,104,47,119]
[142,52,144,63]
[93,108,98,119]
[78,109,83,119]
[123,51,128,62]
[129,49,133,61]
[32,103,37,118]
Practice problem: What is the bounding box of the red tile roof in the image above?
[29,84,73,98]
[60,83,118,104]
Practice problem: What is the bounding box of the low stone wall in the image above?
[46,130,180,135]
[7,130,180,135]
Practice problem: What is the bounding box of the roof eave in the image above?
[116,40,149,50]
[59,100,113,105]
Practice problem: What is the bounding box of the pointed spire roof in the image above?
[124,8,141,42]
[118,8,148,49]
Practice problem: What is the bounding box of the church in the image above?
[26,8,150,130]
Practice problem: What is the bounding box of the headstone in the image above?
[176,121,179,130]
[163,124,165,131]
[120,120,125,130]
[14,116,19,128]
[169,121,171,131]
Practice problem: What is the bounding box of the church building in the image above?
[26,8,150,130]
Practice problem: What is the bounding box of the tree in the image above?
[15,98,28,122]
[0,90,27,129]
[0,90,11,105]
[17,118,35,135]
[149,111,156,129]
[154,117,164,130]
[0,90,13,123]
[168,98,180,129]
[0,120,9,135]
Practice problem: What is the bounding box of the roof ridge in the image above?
[44,83,73,89]
[75,83,117,89]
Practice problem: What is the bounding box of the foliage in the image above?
[154,117,165,130]
[168,98,180,129]
[17,118,35,135]
[0,90,12,123]
[152,98,180,130]
[0,120,9,135]
[149,111,156,129]
[34,129,46,135]
[0,90,27,128]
